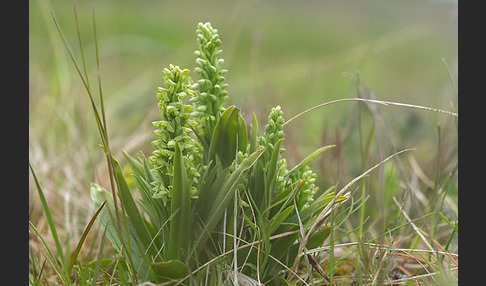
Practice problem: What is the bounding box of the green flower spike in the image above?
[250,105,286,209]
[191,22,229,144]
[149,64,202,205]
[294,166,317,210]
[259,105,286,163]
[259,106,317,211]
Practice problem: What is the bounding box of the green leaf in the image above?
[87,258,116,269]
[152,260,189,285]
[208,105,248,169]
[249,112,259,153]
[90,183,152,279]
[284,144,335,177]
[112,157,158,260]
[263,138,285,210]
[90,226,107,286]
[196,165,230,224]
[237,107,248,152]
[138,154,165,220]
[269,188,341,263]
[193,149,264,258]
[132,174,163,229]
[268,205,294,235]
[276,276,291,286]
[306,226,331,249]
[287,192,347,227]
[122,150,145,178]
[272,180,304,208]
[167,141,191,261]
[90,184,123,252]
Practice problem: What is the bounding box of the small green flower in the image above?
[149,64,202,205]
[191,22,229,143]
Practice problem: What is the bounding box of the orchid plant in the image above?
[90,22,340,285]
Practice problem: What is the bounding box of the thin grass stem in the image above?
[90,226,107,286]
[29,221,71,285]
[441,57,458,97]
[174,229,300,285]
[284,98,458,127]
[72,0,91,92]
[29,164,68,277]
[392,197,434,252]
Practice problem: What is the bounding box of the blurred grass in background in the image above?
[29,0,457,280]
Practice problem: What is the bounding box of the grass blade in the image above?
[90,226,107,286]
[268,205,294,235]
[439,212,457,232]
[29,221,70,285]
[284,97,458,127]
[439,212,458,252]
[67,201,106,274]
[441,57,458,97]
[29,163,67,275]
[51,8,123,238]
[50,10,106,144]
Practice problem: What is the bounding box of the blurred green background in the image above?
[29,0,457,217]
